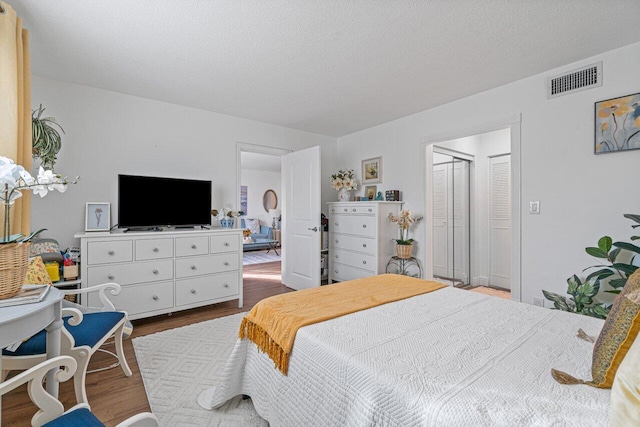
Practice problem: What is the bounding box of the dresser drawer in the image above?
[86,259,174,286]
[210,234,240,253]
[87,240,133,265]
[330,262,375,282]
[330,233,375,255]
[87,281,174,316]
[175,236,209,257]
[331,215,377,238]
[175,253,239,278]
[329,205,375,215]
[135,238,174,260]
[175,272,239,306]
[331,249,376,272]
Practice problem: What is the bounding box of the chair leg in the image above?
[69,347,90,404]
[115,322,132,377]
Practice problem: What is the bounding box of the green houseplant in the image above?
[32,104,64,170]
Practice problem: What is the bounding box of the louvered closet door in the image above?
[432,164,449,278]
[451,160,469,284]
[489,154,511,290]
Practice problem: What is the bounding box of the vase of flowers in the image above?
[211,208,244,229]
[388,209,423,259]
[331,169,357,201]
[0,156,77,299]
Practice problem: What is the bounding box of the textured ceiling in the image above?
[8,0,640,137]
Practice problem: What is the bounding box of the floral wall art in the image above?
[595,92,640,154]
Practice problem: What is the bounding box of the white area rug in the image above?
[132,312,266,426]
[242,249,281,265]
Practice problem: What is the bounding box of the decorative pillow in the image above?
[24,256,53,285]
[590,269,640,388]
[552,268,640,388]
[245,219,261,235]
[610,334,640,426]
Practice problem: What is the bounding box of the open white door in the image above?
[281,146,321,290]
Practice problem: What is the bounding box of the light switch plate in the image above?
[529,201,540,214]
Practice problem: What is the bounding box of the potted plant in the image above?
[0,156,77,299]
[32,104,64,170]
[331,169,358,201]
[388,210,423,259]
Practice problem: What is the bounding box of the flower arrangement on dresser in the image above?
[0,156,77,298]
[331,169,358,201]
[211,208,244,228]
[388,209,423,259]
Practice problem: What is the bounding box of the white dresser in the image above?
[75,229,242,320]
[327,201,403,283]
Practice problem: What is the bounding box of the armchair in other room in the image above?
[2,282,132,405]
[0,355,158,426]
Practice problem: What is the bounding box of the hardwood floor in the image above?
[2,261,289,426]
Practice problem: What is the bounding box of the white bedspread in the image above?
[198,286,610,426]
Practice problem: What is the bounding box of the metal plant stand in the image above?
[385,256,422,278]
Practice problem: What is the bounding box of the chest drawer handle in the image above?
[224,242,229,246]
[334,222,339,226]
[191,289,196,294]
[108,250,115,256]
[368,208,372,212]
[334,269,338,273]
[107,274,115,280]
[331,208,335,212]
[191,244,197,249]
[152,269,159,274]
[335,255,339,258]
[362,224,367,228]
[362,260,367,265]
[343,208,347,212]
[352,208,356,212]
[153,247,159,252]
[363,243,367,248]
[223,261,229,266]
[152,295,159,301]
[191,265,197,270]
[223,283,229,288]
[335,239,339,244]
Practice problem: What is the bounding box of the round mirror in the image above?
[263,189,278,212]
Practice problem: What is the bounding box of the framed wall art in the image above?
[595,92,640,154]
[364,185,377,200]
[362,156,382,184]
[85,202,111,231]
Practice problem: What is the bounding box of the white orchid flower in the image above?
[331,178,343,190]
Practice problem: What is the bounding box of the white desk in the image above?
[0,287,64,401]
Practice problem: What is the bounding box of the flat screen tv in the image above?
[118,174,212,229]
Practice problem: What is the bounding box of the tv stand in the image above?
[74,228,243,320]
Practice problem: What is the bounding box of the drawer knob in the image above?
[363,244,367,248]
[108,250,115,256]
[223,261,229,266]
[224,242,229,246]
[223,283,229,288]
[152,295,159,301]
[334,222,338,226]
[334,269,338,273]
[362,224,367,228]
[352,208,356,212]
[362,260,367,265]
[152,269,159,274]
[368,208,372,212]
[153,247,159,252]
[191,265,197,270]
[331,208,335,212]
[191,244,197,249]
[335,240,339,244]
[108,274,115,280]
[343,208,347,212]
[191,289,196,294]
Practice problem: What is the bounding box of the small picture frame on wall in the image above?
[594,92,640,154]
[85,202,111,231]
[362,156,382,184]
[364,185,377,201]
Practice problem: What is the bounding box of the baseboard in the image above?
[472,276,489,287]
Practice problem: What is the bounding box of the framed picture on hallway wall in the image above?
[362,156,382,184]
[240,185,248,214]
[594,92,640,154]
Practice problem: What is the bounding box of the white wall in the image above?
[30,77,337,249]
[337,41,640,306]
[241,168,281,226]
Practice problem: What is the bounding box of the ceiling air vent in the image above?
[547,61,602,99]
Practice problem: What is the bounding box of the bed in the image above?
[198,278,611,426]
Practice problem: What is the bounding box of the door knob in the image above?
[308,227,318,232]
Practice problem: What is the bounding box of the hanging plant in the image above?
[32,104,64,170]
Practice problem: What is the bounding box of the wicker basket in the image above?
[0,242,31,299]
[395,243,413,259]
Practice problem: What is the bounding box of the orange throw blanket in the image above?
[239,274,447,374]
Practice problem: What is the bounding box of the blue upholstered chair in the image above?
[2,283,132,405]
[0,355,158,426]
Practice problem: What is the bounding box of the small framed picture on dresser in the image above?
[85,202,111,231]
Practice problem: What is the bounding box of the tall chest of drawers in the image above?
[75,229,242,320]
[327,201,403,283]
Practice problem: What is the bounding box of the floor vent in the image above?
[547,61,602,99]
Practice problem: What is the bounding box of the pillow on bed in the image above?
[245,219,261,235]
[590,268,640,388]
[610,334,640,426]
